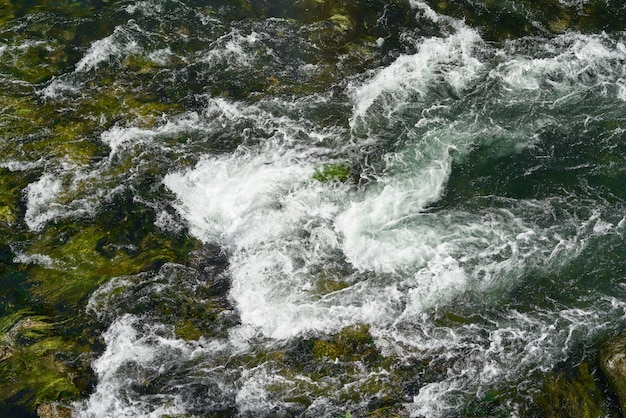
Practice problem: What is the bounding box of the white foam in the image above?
[154,210,184,234]
[0,159,43,171]
[74,315,191,418]
[493,33,626,100]
[349,26,483,123]
[24,173,63,231]
[409,1,442,23]
[39,77,80,99]
[13,252,56,268]
[126,0,163,16]
[201,29,266,68]
[75,23,142,73]
[147,48,173,65]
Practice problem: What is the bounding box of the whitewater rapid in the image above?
[33,1,625,416]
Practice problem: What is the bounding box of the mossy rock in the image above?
[314,276,350,296]
[458,389,511,418]
[367,405,404,417]
[0,95,46,141]
[0,0,15,27]
[86,260,234,341]
[174,319,204,341]
[36,403,74,418]
[23,191,199,308]
[311,324,379,363]
[0,315,95,413]
[600,333,626,415]
[313,163,351,183]
[0,169,26,225]
[536,362,607,418]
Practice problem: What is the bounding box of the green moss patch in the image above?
[0,315,95,412]
[536,362,607,418]
[313,163,351,183]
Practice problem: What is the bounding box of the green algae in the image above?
[174,319,204,341]
[311,324,379,362]
[367,406,403,417]
[0,193,201,413]
[0,314,96,412]
[459,389,511,418]
[313,276,350,296]
[536,362,608,418]
[0,170,22,225]
[313,163,351,183]
[0,0,14,27]
[600,333,626,416]
[25,194,198,307]
[248,323,414,415]
[0,95,45,144]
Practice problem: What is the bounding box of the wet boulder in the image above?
[36,403,74,418]
[600,333,626,414]
[535,362,606,418]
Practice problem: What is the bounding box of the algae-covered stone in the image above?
[37,403,74,418]
[0,314,95,412]
[600,333,626,415]
[459,389,511,418]
[313,163,351,183]
[367,405,404,417]
[312,324,379,362]
[257,321,412,415]
[536,362,607,418]
[25,192,198,307]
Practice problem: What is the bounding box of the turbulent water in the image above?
[2,0,626,416]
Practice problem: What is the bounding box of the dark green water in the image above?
[1,0,626,416]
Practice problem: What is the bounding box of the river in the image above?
[1,0,626,416]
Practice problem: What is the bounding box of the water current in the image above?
[1,0,626,416]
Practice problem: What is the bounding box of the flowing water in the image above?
[1,0,626,416]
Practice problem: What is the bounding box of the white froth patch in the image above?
[201,29,266,68]
[165,146,359,339]
[99,111,207,160]
[24,173,63,231]
[74,315,191,418]
[154,210,184,234]
[0,160,43,171]
[349,26,483,121]
[409,0,442,23]
[495,33,626,98]
[75,24,142,72]
[39,77,80,99]
[164,150,316,248]
[148,47,173,65]
[126,0,163,16]
[13,252,56,268]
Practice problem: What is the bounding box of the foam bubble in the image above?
[13,252,56,268]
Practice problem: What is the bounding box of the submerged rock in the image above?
[0,313,95,414]
[313,163,352,183]
[535,362,607,418]
[600,333,626,415]
[36,403,74,418]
